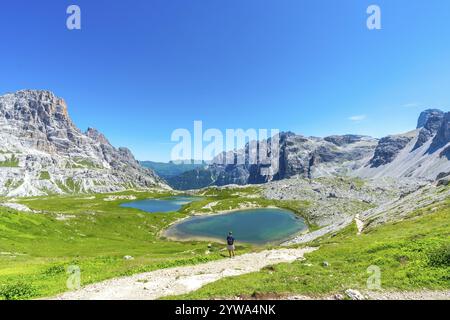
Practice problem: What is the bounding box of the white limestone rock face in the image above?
[170,109,450,189]
[0,90,169,197]
[168,133,380,190]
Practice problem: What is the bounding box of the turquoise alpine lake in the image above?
[120,196,202,213]
[164,208,307,245]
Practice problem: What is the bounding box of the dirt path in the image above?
[364,290,450,300]
[53,247,317,300]
[288,290,450,300]
[355,214,364,235]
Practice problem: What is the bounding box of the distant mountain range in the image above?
[0,90,168,197]
[1,90,449,196]
[140,160,208,188]
[167,109,450,190]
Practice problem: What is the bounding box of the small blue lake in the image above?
[120,196,202,213]
[164,208,307,245]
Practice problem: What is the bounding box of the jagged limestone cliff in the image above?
[0,90,168,196]
[170,109,450,189]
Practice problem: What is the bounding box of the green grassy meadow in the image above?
[172,197,450,299]
[1,184,449,300]
[0,187,310,300]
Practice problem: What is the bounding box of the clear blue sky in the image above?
[1,0,450,161]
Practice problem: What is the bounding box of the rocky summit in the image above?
[170,109,450,190]
[0,90,168,197]
[356,109,450,179]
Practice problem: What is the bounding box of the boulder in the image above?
[345,289,365,300]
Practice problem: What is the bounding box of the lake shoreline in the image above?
[121,195,203,213]
[161,207,309,246]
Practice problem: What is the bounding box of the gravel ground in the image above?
[287,290,450,300]
[52,247,317,300]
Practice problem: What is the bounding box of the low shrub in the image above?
[0,282,37,300]
[428,244,450,267]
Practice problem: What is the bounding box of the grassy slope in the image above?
[0,191,225,299]
[0,155,19,167]
[173,197,450,299]
[3,183,448,300]
[0,187,310,300]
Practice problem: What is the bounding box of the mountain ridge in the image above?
[0,90,169,196]
[169,109,450,190]
[1,90,449,195]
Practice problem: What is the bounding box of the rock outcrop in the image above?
[369,135,413,168]
[0,90,168,196]
[413,109,445,151]
[356,110,450,180]
[429,112,450,155]
[170,132,379,190]
[416,109,444,129]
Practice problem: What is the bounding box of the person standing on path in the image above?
[226,231,236,258]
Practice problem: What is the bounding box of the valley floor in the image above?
[0,179,449,300]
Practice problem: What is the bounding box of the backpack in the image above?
[227,236,234,245]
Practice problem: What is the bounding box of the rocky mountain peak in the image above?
[417,109,444,129]
[324,135,373,146]
[86,127,111,146]
[148,108,450,190]
[356,109,450,179]
[0,90,168,196]
[117,147,140,165]
[412,109,445,151]
[429,112,450,157]
[0,89,80,154]
[12,89,70,121]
